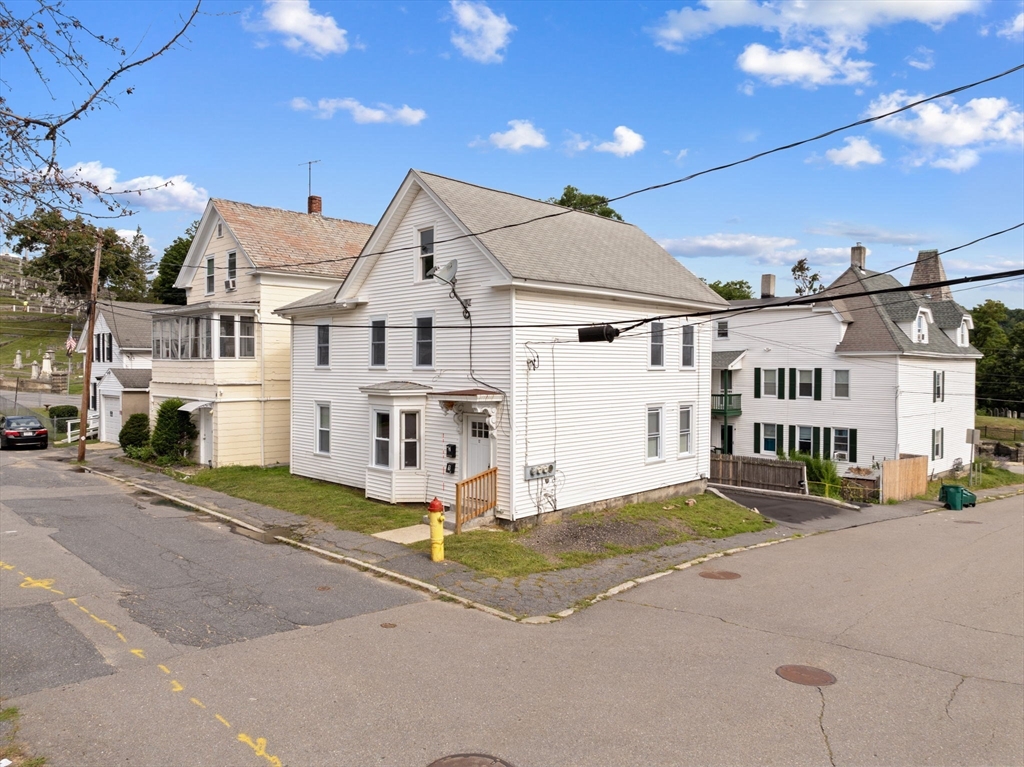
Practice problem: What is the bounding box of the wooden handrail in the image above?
[455,466,498,534]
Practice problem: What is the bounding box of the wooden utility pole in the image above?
[77,238,102,461]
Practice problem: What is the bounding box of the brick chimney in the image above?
[761,274,776,299]
[850,242,867,270]
[307,195,322,215]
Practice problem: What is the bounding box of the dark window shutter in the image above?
[812,427,821,458]
[777,368,785,399]
[933,372,938,402]
[849,429,858,463]
[813,368,822,401]
[776,424,784,455]
[788,425,796,454]
[754,368,761,399]
[941,371,945,402]
[823,428,832,460]
[789,368,797,399]
[754,422,761,453]
[931,429,935,459]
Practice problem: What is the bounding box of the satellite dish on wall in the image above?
[431,259,458,284]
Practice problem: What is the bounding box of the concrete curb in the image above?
[709,482,860,510]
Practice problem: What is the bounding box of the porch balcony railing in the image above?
[711,392,742,417]
[455,467,498,534]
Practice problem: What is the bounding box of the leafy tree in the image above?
[108,226,153,301]
[791,257,823,296]
[0,1,201,230]
[150,398,197,459]
[703,279,754,300]
[5,208,145,299]
[151,220,198,305]
[546,185,623,221]
[970,299,1010,354]
[972,300,1024,412]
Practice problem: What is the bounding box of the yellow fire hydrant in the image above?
[428,497,445,562]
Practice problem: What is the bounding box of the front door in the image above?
[199,408,213,466]
[465,416,492,478]
[720,424,734,455]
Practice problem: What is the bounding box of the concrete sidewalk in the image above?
[76,453,1021,618]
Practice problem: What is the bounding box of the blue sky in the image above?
[7,0,1024,306]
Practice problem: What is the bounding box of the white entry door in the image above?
[101,394,120,443]
[199,408,213,466]
[465,416,492,479]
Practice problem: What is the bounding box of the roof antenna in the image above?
[300,159,322,214]
[299,159,321,197]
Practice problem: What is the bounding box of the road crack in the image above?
[818,687,836,767]
[945,676,966,721]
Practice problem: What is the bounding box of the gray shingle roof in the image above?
[712,350,746,369]
[96,301,164,350]
[359,381,432,392]
[110,368,152,390]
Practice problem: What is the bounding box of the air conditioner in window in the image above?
[224,278,236,291]
[833,451,848,462]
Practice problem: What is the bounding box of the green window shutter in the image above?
[823,428,832,460]
[933,372,937,402]
[754,368,761,399]
[789,368,797,399]
[754,422,761,453]
[777,367,785,399]
[788,425,796,454]
[849,429,858,463]
[812,427,821,458]
[941,371,945,402]
[813,368,822,401]
[776,424,784,455]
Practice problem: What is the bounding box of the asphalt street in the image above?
[1,448,1021,766]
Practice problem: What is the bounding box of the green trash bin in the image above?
[961,487,977,508]
[940,484,964,510]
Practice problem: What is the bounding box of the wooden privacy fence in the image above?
[710,453,807,493]
[880,455,927,503]
[455,466,498,533]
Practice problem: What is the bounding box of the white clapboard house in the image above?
[710,245,981,475]
[277,170,728,525]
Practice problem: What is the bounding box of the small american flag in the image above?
[65,328,77,357]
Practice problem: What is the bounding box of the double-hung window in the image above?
[678,406,692,454]
[239,316,255,358]
[914,313,927,343]
[415,316,433,368]
[90,383,97,411]
[226,252,237,289]
[717,321,729,339]
[402,411,419,469]
[834,370,850,398]
[834,428,850,459]
[681,325,694,368]
[370,319,386,367]
[763,423,777,453]
[933,371,945,402]
[95,333,112,363]
[647,407,662,460]
[419,228,434,280]
[373,411,390,467]
[316,325,330,367]
[316,404,330,454]
[763,369,777,397]
[798,426,812,454]
[219,316,235,358]
[932,428,944,460]
[205,257,215,294]
[798,369,813,398]
[650,322,664,367]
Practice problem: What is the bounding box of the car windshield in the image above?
[5,417,43,429]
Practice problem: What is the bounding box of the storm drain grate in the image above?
[776,665,836,686]
[700,570,741,580]
[427,756,516,767]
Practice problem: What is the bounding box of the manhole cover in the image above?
[316,586,331,591]
[776,665,836,686]
[427,756,516,767]
[953,520,982,524]
[700,570,741,580]
[380,623,397,629]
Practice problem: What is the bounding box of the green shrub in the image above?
[47,404,78,440]
[150,398,198,460]
[124,444,155,462]
[118,413,150,451]
[789,451,842,499]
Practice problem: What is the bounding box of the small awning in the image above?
[429,388,502,403]
[711,349,746,370]
[178,400,214,413]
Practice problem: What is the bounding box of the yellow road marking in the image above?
[20,576,63,594]
[190,698,206,709]
[170,680,184,693]
[238,733,282,766]
[117,633,127,643]
[79,606,90,613]
[215,714,231,728]
[158,665,171,675]
[68,597,79,605]
[0,561,14,570]
[130,649,146,659]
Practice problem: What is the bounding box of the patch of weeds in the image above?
[0,706,47,766]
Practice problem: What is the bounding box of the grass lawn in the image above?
[919,464,1022,501]
[189,465,425,535]
[411,493,772,578]
[976,413,1024,430]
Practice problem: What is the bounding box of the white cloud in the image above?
[258,0,348,57]
[906,45,934,70]
[69,161,208,213]
[450,0,515,63]
[808,221,927,246]
[737,43,872,87]
[867,90,1023,170]
[749,245,869,267]
[483,120,548,151]
[738,80,756,96]
[562,131,591,154]
[594,126,645,157]
[825,136,884,167]
[997,12,1024,39]
[660,233,798,259]
[292,96,427,124]
[116,229,154,249]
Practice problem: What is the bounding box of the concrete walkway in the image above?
[78,453,1023,619]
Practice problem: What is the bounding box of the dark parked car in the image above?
[0,415,49,449]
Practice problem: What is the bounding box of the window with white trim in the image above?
[647,407,662,460]
[933,370,945,402]
[419,228,434,280]
[957,319,969,347]
[219,316,235,358]
[239,316,255,358]
[834,428,850,458]
[798,425,812,454]
[227,252,237,282]
[373,411,390,467]
[216,223,223,238]
[932,428,944,460]
[370,319,386,367]
[914,312,928,343]
[681,325,694,368]
[402,411,419,469]
[415,315,433,368]
[716,321,729,339]
[763,368,777,397]
[315,404,330,454]
[205,257,215,294]
[90,383,97,411]
[316,325,330,367]
[650,321,664,367]
[834,370,850,398]
[94,332,113,363]
[798,369,813,398]
[763,423,777,453]
[678,405,692,454]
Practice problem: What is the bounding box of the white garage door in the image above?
[101,394,121,443]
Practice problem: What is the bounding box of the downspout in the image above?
[257,307,265,467]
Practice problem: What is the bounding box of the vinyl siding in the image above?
[86,313,153,417]
[186,223,260,302]
[896,357,975,473]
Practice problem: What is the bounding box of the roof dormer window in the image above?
[958,319,969,347]
[913,311,928,344]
